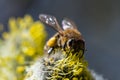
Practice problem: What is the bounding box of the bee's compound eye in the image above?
[67,38,75,48]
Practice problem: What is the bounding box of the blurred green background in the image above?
[0,0,120,80]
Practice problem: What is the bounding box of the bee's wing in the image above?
[39,14,63,32]
[62,18,78,30]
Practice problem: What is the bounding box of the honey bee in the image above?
[39,14,85,57]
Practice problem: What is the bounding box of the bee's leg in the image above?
[61,42,67,52]
[46,47,54,58]
[79,49,85,58]
[47,47,54,55]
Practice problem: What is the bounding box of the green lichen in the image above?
[41,50,94,80]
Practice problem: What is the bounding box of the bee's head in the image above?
[66,38,85,53]
[58,29,85,56]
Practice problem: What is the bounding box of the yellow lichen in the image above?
[0,15,47,80]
